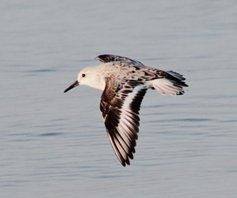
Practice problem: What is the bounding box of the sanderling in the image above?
[64,54,188,166]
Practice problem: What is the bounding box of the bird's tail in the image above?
[150,70,188,95]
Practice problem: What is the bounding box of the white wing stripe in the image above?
[107,134,123,163]
[115,133,129,154]
[117,125,131,146]
[122,85,146,109]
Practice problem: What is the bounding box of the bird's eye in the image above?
[82,74,86,77]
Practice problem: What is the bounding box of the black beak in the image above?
[64,81,79,93]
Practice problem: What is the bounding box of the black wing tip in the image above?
[121,158,130,167]
[177,81,188,95]
[120,146,136,167]
[96,54,116,63]
[121,161,127,167]
[116,143,136,167]
[96,54,144,66]
[166,70,189,88]
[180,81,188,87]
[177,91,185,95]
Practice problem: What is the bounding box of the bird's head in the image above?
[64,67,105,93]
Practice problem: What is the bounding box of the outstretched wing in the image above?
[96,54,145,67]
[100,78,147,166]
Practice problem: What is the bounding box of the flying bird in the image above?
[64,54,188,166]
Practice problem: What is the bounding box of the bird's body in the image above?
[64,54,188,166]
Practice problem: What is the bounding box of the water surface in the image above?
[1,0,237,197]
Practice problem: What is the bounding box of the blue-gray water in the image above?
[1,0,237,197]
